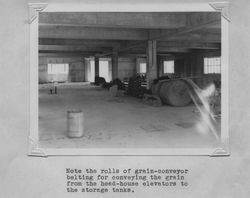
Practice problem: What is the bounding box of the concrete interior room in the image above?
[38,12,222,148]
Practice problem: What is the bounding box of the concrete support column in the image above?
[94,56,99,77]
[112,49,118,80]
[146,40,157,89]
[157,55,163,77]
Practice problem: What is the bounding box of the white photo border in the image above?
[28,2,230,157]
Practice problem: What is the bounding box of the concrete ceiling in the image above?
[39,12,221,57]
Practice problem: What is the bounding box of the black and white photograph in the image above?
[36,11,227,152]
[1,0,250,198]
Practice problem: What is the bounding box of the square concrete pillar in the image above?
[112,50,118,80]
[94,56,99,77]
[146,40,158,89]
[157,55,163,77]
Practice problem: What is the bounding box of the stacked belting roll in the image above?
[152,79,192,106]
[128,76,144,98]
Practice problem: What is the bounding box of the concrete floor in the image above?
[39,83,221,148]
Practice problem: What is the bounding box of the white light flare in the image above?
[187,80,219,140]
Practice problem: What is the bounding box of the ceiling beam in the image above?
[39,45,112,52]
[98,19,220,57]
[39,38,122,48]
[168,33,221,43]
[148,19,220,40]
[39,50,102,55]
[186,12,220,28]
[157,41,221,49]
[39,12,220,29]
[39,12,221,57]
[39,53,94,57]
[39,26,148,40]
[39,12,187,29]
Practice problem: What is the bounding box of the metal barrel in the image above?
[67,110,84,138]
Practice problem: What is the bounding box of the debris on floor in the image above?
[176,122,195,129]
[140,123,169,132]
[142,94,162,107]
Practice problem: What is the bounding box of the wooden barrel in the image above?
[67,110,84,138]
[153,80,191,106]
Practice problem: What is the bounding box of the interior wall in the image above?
[189,51,221,88]
[117,57,136,80]
[158,51,221,88]
[39,57,85,83]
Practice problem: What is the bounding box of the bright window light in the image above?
[163,60,174,73]
[99,60,110,82]
[204,57,221,74]
[48,63,69,74]
[139,63,147,74]
[89,60,95,82]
